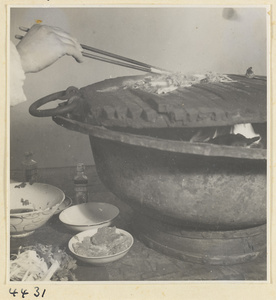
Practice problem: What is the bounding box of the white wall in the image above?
[10,7,267,170]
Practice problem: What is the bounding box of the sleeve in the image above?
[10,42,27,106]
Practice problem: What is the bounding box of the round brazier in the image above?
[32,74,267,264]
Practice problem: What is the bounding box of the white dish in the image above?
[59,202,119,232]
[68,227,133,265]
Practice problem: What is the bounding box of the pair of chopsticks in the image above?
[16,26,171,75]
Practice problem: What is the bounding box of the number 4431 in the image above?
[9,287,46,298]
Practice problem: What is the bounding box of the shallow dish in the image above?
[59,202,119,232]
[10,182,65,238]
[68,227,134,265]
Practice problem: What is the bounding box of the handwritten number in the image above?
[9,287,46,298]
[34,287,40,297]
[34,287,46,298]
[41,289,46,297]
[9,288,18,297]
[20,289,29,298]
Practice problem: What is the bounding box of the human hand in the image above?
[16,24,84,73]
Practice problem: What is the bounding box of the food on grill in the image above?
[51,68,266,150]
[124,72,236,94]
[72,226,132,257]
[69,72,266,133]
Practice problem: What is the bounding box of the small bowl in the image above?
[68,227,134,265]
[10,182,65,238]
[59,202,119,232]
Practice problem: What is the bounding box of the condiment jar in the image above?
[74,163,89,204]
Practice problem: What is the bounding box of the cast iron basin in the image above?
[29,74,267,264]
[49,118,266,231]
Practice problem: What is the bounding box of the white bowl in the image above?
[10,182,65,238]
[68,227,134,265]
[59,202,120,232]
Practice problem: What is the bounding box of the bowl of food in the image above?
[10,182,65,238]
[59,202,119,232]
[68,226,134,265]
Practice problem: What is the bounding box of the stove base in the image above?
[133,213,266,265]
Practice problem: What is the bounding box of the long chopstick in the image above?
[81,44,159,70]
[17,26,171,75]
[82,52,154,73]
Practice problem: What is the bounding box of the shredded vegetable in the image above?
[124,72,236,94]
[10,244,77,281]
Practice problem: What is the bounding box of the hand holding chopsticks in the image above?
[15,25,84,73]
[16,25,171,75]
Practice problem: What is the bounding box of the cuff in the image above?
[10,42,27,106]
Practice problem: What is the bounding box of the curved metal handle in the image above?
[29,87,81,117]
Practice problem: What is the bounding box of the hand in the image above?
[16,24,84,73]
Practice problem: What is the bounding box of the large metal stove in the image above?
[29,73,267,265]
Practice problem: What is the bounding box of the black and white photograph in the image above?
[7,4,270,290]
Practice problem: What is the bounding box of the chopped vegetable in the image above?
[10,250,48,281]
[10,244,77,281]
[125,72,236,94]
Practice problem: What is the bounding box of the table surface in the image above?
[10,166,267,281]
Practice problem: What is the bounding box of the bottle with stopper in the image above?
[22,151,38,184]
[74,163,89,204]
